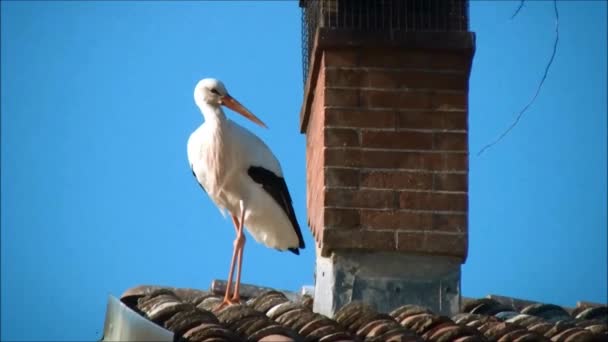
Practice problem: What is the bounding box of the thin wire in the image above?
[511,0,526,20]
[477,0,560,156]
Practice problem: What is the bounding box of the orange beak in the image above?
[221,94,267,128]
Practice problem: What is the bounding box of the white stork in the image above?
[187,78,305,307]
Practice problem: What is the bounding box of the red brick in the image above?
[434,132,467,151]
[325,68,365,87]
[324,50,359,67]
[325,188,395,209]
[359,150,443,170]
[433,93,467,111]
[361,131,433,150]
[420,153,446,171]
[306,148,323,176]
[433,173,467,192]
[307,171,324,239]
[360,210,433,230]
[397,112,444,130]
[325,148,361,167]
[432,213,467,233]
[358,49,471,71]
[442,112,468,130]
[444,153,468,171]
[425,52,472,71]
[360,89,432,109]
[305,69,326,145]
[305,71,325,244]
[304,43,472,256]
[323,228,395,254]
[409,71,467,90]
[326,88,359,107]
[367,70,467,90]
[358,49,406,68]
[437,232,468,258]
[399,191,467,212]
[325,128,359,147]
[397,231,467,259]
[325,167,359,187]
[324,208,360,229]
[307,181,324,241]
[366,70,400,88]
[360,150,402,168]
[360,170,432,190]
[325,109,396,129]
[396,111,468,131]
[394,231,426,252]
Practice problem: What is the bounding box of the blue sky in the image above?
[1,1,606,340]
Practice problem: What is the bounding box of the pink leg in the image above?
[231,206,247,302]
[216,214,241,309]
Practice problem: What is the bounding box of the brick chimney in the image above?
[299,0,475,317]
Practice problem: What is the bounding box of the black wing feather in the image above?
[248,166,305,255]
[191,168,207,194]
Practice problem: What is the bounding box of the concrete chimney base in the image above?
[313,251,462,317]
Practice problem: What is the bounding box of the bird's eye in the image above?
[210,88,220,95]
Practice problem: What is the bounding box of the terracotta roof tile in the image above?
[109,284,608,342]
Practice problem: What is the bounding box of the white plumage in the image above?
[187,78,304,306]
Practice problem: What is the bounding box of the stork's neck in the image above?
[198,102,227,125]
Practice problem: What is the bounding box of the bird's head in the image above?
[194,78,267,128]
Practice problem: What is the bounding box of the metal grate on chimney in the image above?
[300,0,470,83]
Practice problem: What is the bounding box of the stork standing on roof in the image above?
[187,78,305,307]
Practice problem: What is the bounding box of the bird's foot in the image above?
[230,294,241,303]
[215,297,240,311]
